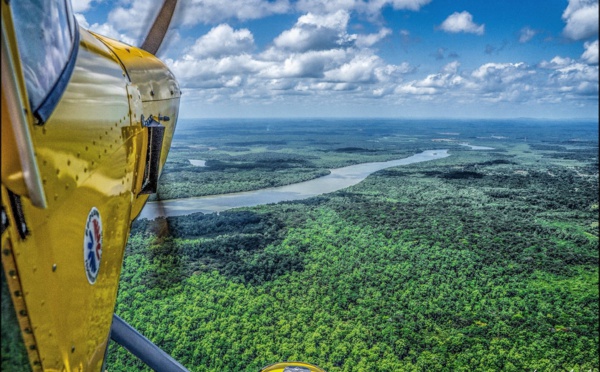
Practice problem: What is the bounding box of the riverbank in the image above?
[139,150,450,219]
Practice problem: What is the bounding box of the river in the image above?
[138,149,450,219]
[458,143,495,150]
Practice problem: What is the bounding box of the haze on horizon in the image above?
[75,0,599,120]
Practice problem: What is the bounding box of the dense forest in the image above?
[104,119,598,371]
[2,119,597,371]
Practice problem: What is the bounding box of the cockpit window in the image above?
[10,0,77,120]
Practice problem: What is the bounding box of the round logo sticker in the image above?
[83,207,102,284]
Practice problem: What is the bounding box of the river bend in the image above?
[139,149,450,219]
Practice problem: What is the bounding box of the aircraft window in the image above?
[10,0,77,121]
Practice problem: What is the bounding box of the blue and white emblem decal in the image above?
[83,207,102,284]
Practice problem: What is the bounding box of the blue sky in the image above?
[73,0,598,119]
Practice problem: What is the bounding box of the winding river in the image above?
[138,149,450,219]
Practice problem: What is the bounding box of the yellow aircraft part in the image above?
[92,33,180,220]
[260,362,326,372]
[1,17,179,372]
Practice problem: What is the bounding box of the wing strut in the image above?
[110,314,190,372]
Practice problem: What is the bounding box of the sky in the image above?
[73,0,599,120]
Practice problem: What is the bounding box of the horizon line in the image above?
[178,116,599,122]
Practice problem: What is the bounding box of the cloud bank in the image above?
[73,0,598,118]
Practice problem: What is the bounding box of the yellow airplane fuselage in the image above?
[1,12,180,372]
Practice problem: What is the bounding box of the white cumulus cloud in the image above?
[261,49,347,79]
[80,0,290,47]
[81,0,160,46]
[295,0,431,18]
[519,27,537,43]
[562,0,599,40]
[581,39,599,64]
[175,0,290,25]
[187,24,255,59]
[536,56,599,101]
[324,54,382,83]
[71,0,94,13]
[355,28,392,48]
[439,11,485,35]
[471,62,532,95]
[74,13,90,29]
[274,10,352,52]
